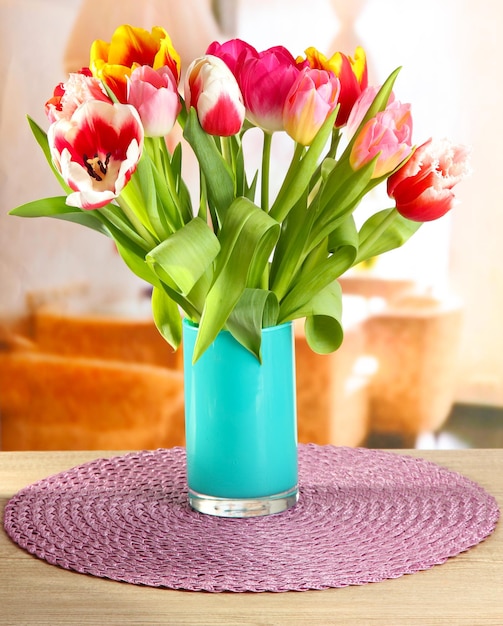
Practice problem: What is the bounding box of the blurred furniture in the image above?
[295,302,370,447]
[0,287,371,450]
[0,278,464,451]
[365,293,463,442]
[0,289,185,451]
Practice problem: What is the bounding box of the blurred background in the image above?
[1,0,502,451]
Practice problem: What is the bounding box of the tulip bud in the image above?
[283,68,340,145]
[350,101,413,178]
[206,39,258,80]
[127,65,181,137]
[238,46,301,133]
[387,138,471,221]
[184,55,245,136]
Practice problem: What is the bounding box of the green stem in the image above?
[356,207,398,262]
[261,132,273,212]
[116,196,158,249]
[220,136,232,168]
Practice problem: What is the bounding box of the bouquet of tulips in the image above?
[11,25,470,361]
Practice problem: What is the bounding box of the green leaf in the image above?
[134,153,172,238]
[10,196,110,236]
[355,208,422,264]
[269,108,338,223]
[114,239,161,288]
[169,142,194,223]
[183,108,235,222]
[327,213,359,254]
[279,230,357,323]
[293,281,344,354]
[270,190,310,294]
[193,197,280,361]
[311,155,377,248]
[99,203,154,251]
[151,285,183,351]
[146,216,220,297]
[26,116,72,194]
[225,288,279,361]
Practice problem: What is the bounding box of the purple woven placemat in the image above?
[3,445,499,592]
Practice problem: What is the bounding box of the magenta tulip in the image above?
[48,100,144,210]
[283,68,340,145]
[239,46,302,132]
[127,65,181,137]
[206,39,258,79]
[184,55,245,136]
[387,138,471,221]
[350,100,413,178]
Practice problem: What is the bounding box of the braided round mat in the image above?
[4,445,499,592]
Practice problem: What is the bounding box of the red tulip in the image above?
[48,100,144,210]
[387,138,471,221]
[184,55,245,136]
[303,46,368,127]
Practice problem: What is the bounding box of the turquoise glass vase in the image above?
[182,319,298,517]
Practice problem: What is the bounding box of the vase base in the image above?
[188,486,299,518]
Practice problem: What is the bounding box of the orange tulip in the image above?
[90,24,181,103]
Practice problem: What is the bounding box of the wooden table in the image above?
[1,449,502,625]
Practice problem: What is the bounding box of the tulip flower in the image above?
[184,55,245,136]
[127,65,181,137]
[238,46,303,132]
[206,39,258,80]
[90,25,181,103]
[283,68,340,146]
[345,86,394,140]
[387,138,471,221]
[48,100,144,210]
[350,100,413,178]
[303,46,367,127]
[45,69,112,124]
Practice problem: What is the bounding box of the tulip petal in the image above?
[48,101,143,210]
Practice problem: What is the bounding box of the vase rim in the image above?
[182,318,293,334]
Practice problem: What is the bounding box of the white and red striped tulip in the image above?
[184,55,245,136]
[48,100,144,210]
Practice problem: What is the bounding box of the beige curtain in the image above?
[63,0,222,73]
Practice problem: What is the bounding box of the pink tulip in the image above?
[283,68,340,145]
[48,100,144,210]
[184,55,245,136]
[45,68,112,124]
[239,46,302,132]
[206,39,258,79]
[387,138,471,221]
[350,100,413,178]
[346,86,395,139]
[127,65,181,137]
